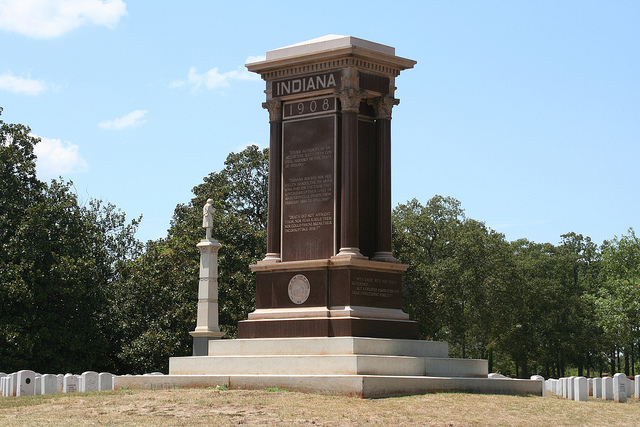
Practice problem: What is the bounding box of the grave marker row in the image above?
[543,373,638,402]
[1,371,114,397]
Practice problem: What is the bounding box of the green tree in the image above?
[592,228,640,374]
[392,196,512,361]
[108,145,268,373]
[0,109,141,373]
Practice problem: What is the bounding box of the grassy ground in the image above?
[1,388,640,426]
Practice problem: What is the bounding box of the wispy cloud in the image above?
[99,109,147,130]
[33,135,89,179]
[0,0,127,39]
[171,56,262,92]
[0,72,47,95]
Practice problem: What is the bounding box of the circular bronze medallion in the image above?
[288,274,310,304]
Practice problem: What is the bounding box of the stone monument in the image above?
[189,199,225,355]
[238,34,419,340]
[119,37,542,398]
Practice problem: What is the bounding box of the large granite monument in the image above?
[238,35,418,340]
[118,36,543,398]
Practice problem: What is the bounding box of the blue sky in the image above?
[1,1,638,246]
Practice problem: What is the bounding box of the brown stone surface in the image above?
[281,116,336,262]
[238,317,418,339]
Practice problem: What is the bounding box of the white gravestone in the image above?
[530,375,545,397]
[57,374,63,393]
[593,377,601,399]
[99,373,114,391]
[603,376,613,400]
[1,376,6,397]
[41,374,57,395]
[627,378,633,398]
[568,376,575,400]
[81,371,99,392]
[16,370,35,396]
[34,375,41,396]
[614,373,627,403]
[574,377,588,402]
[635,375,640,400]
[63,374,78,393]
[9,372,17,397]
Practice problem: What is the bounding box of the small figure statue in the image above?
[203,199,215,240]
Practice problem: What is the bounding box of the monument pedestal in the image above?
[117,337,543,398]
[238,258,418,339]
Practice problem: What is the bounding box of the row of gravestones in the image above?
[545,373,639,403]
[0,370,114,397]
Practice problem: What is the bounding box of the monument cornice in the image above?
[250,258,408,273]
[247,48,416,81]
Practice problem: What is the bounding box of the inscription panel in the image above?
[273,71,341,98]
[349,269,402,309]
[283,96,336,119]
[282,115,336,261]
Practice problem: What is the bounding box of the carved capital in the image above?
[335,88,368,112]
[369,96,399,119]
[262,100,282,123]
[197,244,221,254]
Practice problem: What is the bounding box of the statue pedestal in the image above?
[190,238,225,355]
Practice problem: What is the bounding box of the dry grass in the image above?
[1,388,640,426]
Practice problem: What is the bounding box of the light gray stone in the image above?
[16,370,35,396]
[593,377,601,399]
[530,375,545,397]
[81,371,99,392]
[614,373,627,403]
[99,373,114,391]
[603,376,613,400]
[56,374,63,393]
[63,374,78,393]
[41,374,57,395]
[627,378,633,398]
[34,375,41,396]
[568,376,575,400]
[574,377,588,402]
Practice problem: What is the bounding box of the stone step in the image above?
[116,374,543,398]
[207,337,449,358]
[169,354,487,378]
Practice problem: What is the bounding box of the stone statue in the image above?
[203,199,215,240]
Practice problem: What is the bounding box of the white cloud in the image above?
[172,59,261,92]
[245,55,266,64]
[33,136,89,178]
[0,72,47,95]
[99,109,147,130]
[0,0,127,39]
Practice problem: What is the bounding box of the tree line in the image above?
[1,111,638,377]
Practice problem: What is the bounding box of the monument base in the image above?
[238,317,418,339]
[115,337,543,398]
[240,258,418,339]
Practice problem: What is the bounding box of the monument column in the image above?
[262,100,283,262]
[190,199,225,355]
[336,87,368,258]
[371,96,400,262]
[241,35,418,340]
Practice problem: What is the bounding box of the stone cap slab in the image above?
[264,35,395,61]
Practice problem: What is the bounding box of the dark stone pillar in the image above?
[336,88,367,258]
[262,100,282,262]
[371,96,400,262]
